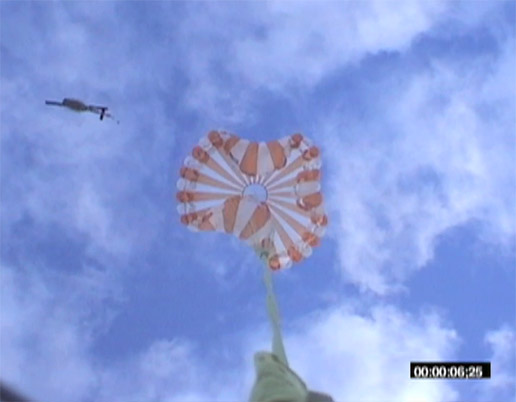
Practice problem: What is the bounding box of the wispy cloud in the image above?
[1,264,121,401]
[2,262,462,402]
[284,304,459,401]
[477,325,516,401]
[324,30,515,294]
[175,1,449,122]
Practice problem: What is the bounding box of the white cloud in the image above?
[1,262,245,402]
[477,326,516,401]
[233,0,448,88]
[282,305,460,402]
[97,337,254,402]
[176,1,449,120]
[2,261,463,402]
[0,264,119,402]
[325,33,516,294]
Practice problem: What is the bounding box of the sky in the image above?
[0,1,515,401]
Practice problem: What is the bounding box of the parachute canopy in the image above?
[176,131,327,270]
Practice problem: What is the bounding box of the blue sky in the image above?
[1,1,515,401]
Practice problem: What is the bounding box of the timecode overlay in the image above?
[410,362,491,379]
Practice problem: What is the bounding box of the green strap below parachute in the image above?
[263,261,289,367]
[251,252,335,402]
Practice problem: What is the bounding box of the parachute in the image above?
[176,130,327,269]
[176,131,331,402]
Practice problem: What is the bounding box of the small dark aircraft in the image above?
[45,98,119,123]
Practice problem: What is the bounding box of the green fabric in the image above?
[263,263,288,367]
[249,352,308,402]
[250,250,334,402]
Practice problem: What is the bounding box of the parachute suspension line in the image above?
[259,252,289,367]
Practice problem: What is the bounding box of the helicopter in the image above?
[45,98,119,123]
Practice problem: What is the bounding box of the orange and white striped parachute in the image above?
[176,131,327,270]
